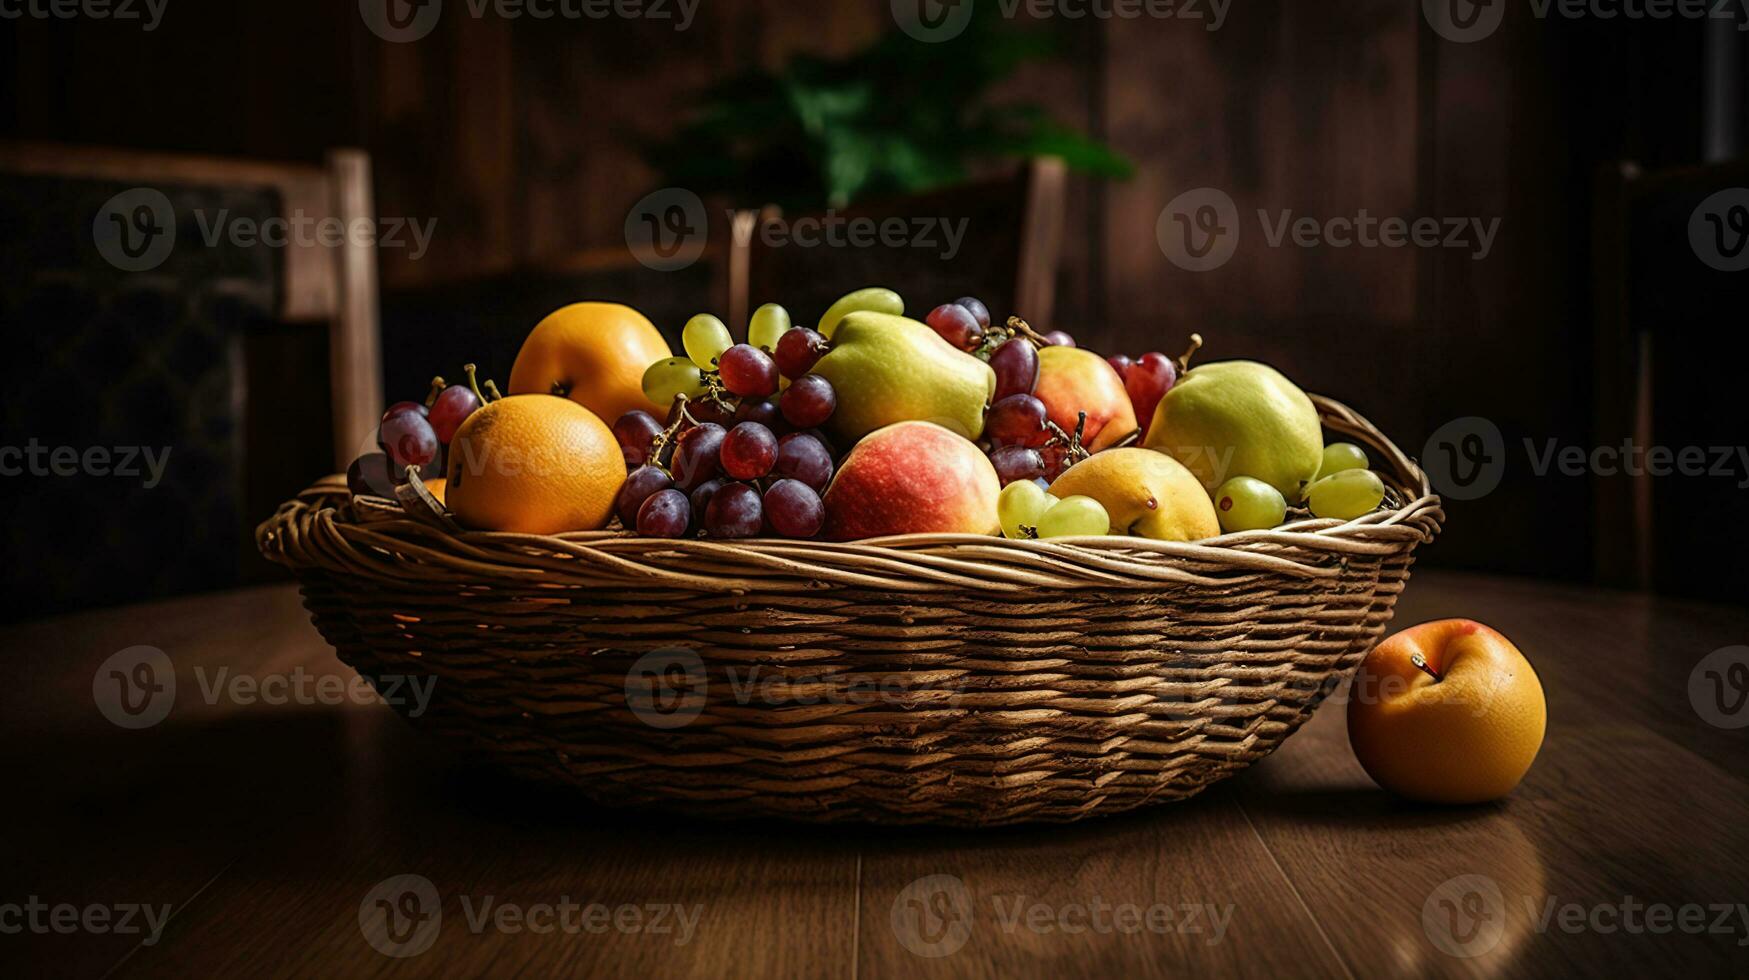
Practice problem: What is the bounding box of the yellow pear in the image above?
[1047,448,1219,541]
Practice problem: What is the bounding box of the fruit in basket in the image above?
[774,327,829,379]
[998,479,1057,538]
[641,356,710,408]
[925,303,985,351]
[718,344,779,398]
[1033,346,1139,452]
[764,479,825,538]
[1305,468,1386,521]
[428,380,483,444]
[1213,476,1287,533]
[1144,360,1321,498]
[721,422,778,480]
[636,488,691,538]
[817,286,904,339]
[379,408,441,470]
[1036,495,1111,538]
[682,314,735,369]
[988,337,1040,402]
[1109,352,1177,439]
[1041,330,1076,347]
[1313,441,1369,484]
[1347,619,1546,804]
[748,303,792,353]
[779,374,837,428]
[670,422,727,490]
[508,302,671,423]
[953,296,992,329]
[986,394,1049,448]
[774,432,834,492]
[616,464,675,528]
[1047,448,1218,541]
[809,312,997,444]
[822,421,1000,540]
[445,395,624,534]
[704,481,763,538]
[989,445,1045,486]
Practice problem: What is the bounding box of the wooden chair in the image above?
[0,142,383,468]
[730,157,1066,332]
[0,142,383,616]
[1591,157,1749,599]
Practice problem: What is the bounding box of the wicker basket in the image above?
[258,395,1441,826]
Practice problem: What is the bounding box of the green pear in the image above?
[1142,360,1322,499]
[811,311,996,445]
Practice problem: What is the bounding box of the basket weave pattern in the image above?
[259,396,1442,825]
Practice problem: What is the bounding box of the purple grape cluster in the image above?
[348,370,486,498]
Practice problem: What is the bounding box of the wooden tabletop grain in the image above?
[3,571,1746,979]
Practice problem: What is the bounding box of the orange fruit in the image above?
[444,395,625,534]
[1346,619,1546,804]
[508,302,671,423]
[425,478,446,505]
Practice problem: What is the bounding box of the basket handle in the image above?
[1311,394,1433,500]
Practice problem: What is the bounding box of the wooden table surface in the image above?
[3,570,1746,979]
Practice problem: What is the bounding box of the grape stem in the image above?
[463,364,488,404]
[648,394,702,467]
[424,376,446,408]
[1176,334,1204,377]
[1042,411,1092,468]
[1005,316,1053,348]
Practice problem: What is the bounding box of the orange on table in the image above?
[508,302,672,424]
[1346,618,1546,804]
[444,394,625,535]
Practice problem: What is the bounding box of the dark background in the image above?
[2,0,1745,611]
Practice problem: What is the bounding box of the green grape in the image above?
[1036,495,1111,539]
[682,314,733,369]
[748,303,791,352]
[642,356,708,407]
[1213,476,1287,533]
[1314,442,1369,484]
[1306,468,1386,521]
[998,480,1057,539]
[817,287,903,339]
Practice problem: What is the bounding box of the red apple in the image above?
[822,421,1000,540]
[1033,346,1140,452]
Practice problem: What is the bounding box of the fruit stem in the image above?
[483,379,502,402]
[1410,652,1442,682]
[1176,334,1204,376]
[648,394,701,465]
[463,364,487,404]
[1006,316,1052,348]
[424,376,446,408]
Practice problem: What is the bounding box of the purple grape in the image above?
[774,328,827,379]
[986,394,1049,448]
[689,478,726,525]
[722,422,778,480]
[990,446,1045,486]
[612,410,665,468]
[1042,330,1076,348]
[733,398,782,428]
[346,452,398,497]
[617,465,674,528]
[925,303,984,351]
[382,401,427,422]
[636,488,691,538]
[780,374,836,428]
[718,344,779,398]
[671,422,726,490]
[954,296,991,329]
[379,411,440,469]
[428,385,481,444]
[989,338,1040,401]
[763,479,824,538]
[704,482,763,538]
[775,433,834,492]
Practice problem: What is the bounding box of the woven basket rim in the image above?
[258,394,1443,594]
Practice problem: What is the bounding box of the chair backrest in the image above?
[1592,157,1749,600]
[733,157,1066,331]
[0,143,382,618]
